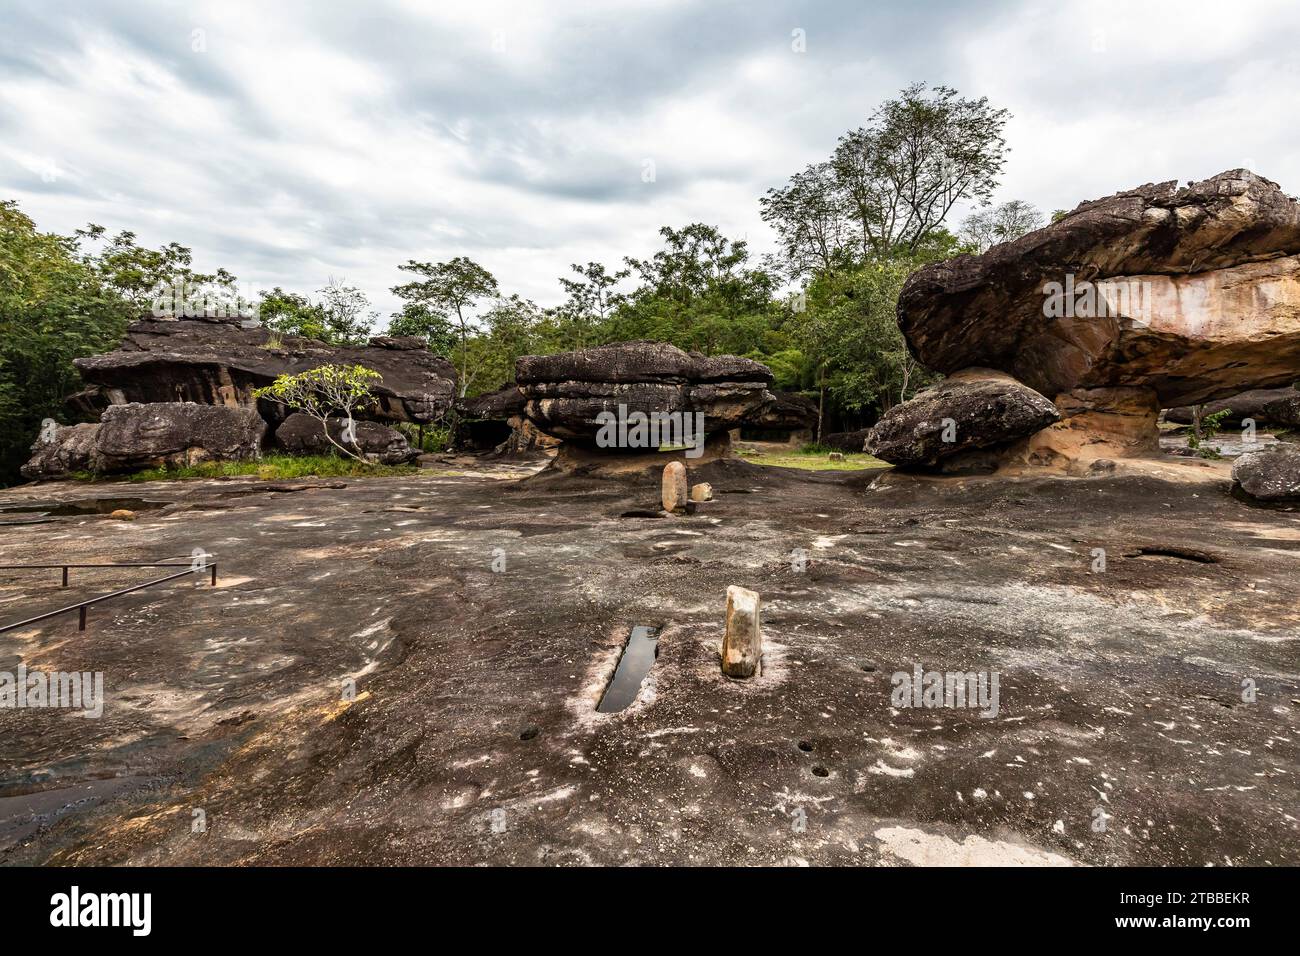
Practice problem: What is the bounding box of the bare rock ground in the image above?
[0,457,1296,866]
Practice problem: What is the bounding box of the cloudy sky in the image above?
[3,0,1298,321]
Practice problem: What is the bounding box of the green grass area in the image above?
[736,443,890,472]
[72,454,422,483]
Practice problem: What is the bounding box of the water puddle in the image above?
[0,497,168,520]
[597,625,660,713]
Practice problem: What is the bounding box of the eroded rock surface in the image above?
[865,369,1060,468]
[73,317,457,425]
[92,402,266,473]
[1166,387,1300,425]
[899,170,1300,408]
[1233,443,1300,501]
[20,423,100,480]
[274,413,417,465]
[516,341,773,445]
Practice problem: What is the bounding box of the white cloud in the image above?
[2,0,1297,323]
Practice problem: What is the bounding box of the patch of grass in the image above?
[72,454,421,483]
[737,445,889,471]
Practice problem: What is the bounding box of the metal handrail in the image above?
[0,562,218,633]
[0,561,211,588]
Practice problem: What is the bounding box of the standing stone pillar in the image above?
[662,461,688,513]
[722,585,762,678]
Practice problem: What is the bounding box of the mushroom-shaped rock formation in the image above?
[898,170,1300,465]
[516,341,774,449]
[72,317,457,426]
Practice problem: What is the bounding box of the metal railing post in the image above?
[62,566,69,587]
[78,606,87,631]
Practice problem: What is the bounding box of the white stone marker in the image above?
[689,482,713,502]
[662,461,688,513]
[722,585,761,678]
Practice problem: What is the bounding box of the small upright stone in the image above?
[662,461,688,513]
[689,482,713,502]
[722,585,762,678]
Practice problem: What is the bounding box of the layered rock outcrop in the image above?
[516,341,774,447]
[865,369,1060,469]
[94,402,266,472]
[451,385,558,456]
[73,317,457,425]
[740,391,818,441]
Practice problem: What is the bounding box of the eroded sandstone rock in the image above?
[73,317,457,425]
[274,413,417,465]
[20,423,100,480]
[899,170,1300,408]
[662,461,688,513]
[516,341,773,446]
[1016,387,1161,467]
[1166,387,1300,426]
[865,369,1060,468]
[722,585,762,679]
[1233,444,1300,501]
[94,402,266,472]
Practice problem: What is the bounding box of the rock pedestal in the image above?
[515,341,774,446]
[722,586,762,678]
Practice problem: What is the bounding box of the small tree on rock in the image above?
[254,364,383,462]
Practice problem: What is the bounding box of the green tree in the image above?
[392,257,499,396]
[256,279,375,346]
[253,364,383,462]
[959,200,1044,252]
[386,302,457,357]
[0,201,134,484]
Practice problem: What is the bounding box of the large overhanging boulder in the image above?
[516,341,774,447]
[899,170,1300,410]
[73,317,457,425]
[865,368,1060,469]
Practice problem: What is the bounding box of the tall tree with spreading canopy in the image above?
[392,257,499,396]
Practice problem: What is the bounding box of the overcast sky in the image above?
[3,0,1298,321]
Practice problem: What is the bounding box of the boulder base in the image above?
[865,369,1060,468]
[94,402,266,472]
[1233,444,1300,501]
[274,413,417,465]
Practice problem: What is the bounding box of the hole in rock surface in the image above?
[597,625,660,713]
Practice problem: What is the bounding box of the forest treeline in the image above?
[1,83,1050,483]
